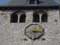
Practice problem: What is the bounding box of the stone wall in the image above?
[0,10,60,45]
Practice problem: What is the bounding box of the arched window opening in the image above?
[33,11,40,22]
[10,13,18,23]
[41,12,48,22]
[19,13,26,23]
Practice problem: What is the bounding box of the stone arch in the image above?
[33,10,40,22]
[10,11,18,23]
[19,12,26,23]
[41,11,48,22]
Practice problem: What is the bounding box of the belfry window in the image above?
[19,13,26,23]
[33,12,40,22]
[10,13,18,23]
[41,12,48,22]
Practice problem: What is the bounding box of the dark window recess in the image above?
[19,13,26,23]
[10,13,18,23]
[41,13,48,22]
[33,13,39,22]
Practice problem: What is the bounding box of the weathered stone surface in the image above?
[0,10,60,45]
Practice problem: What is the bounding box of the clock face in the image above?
[25,24,44,40]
